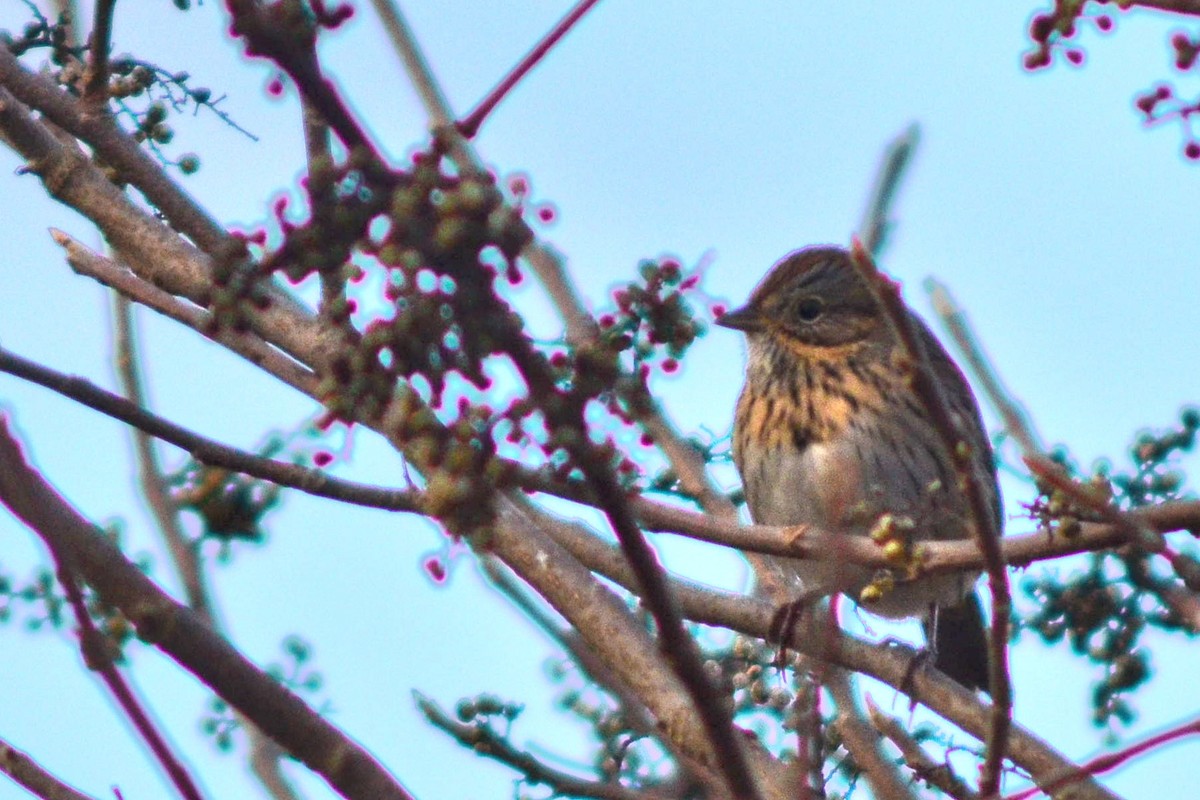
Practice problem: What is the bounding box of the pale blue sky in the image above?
[0,2,1197,798]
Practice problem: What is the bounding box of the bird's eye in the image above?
[795,297,823,323]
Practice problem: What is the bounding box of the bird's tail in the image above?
[924,592,991,695]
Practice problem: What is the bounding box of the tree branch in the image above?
[866,699,979,800]
[0,736,97,800]
[0,418,415,800]
[826,671,916,800]
[80,0,116,111]
[0,345,422,514]
[857,123,920,258]
[47,543,205,800]
[849,241,1012,795]
[415,691,673,800]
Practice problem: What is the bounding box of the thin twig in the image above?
[457,0,605,137]
[0,418,415,800]
[52,231,320,397]
[857,123,920,258]
[0,735,97,800]
[112,294,213,618]
[0,345,423,513]
[826,673,916,800]
[415,692,672,800]
[925,278,1045,457]
[80,0,116,110]
[866,698,980,800]
[849,240,1011,797]
[1025,454,1166,553]
[111,296,301,800]
[47,545,206,800]
[1004,713,1200,800]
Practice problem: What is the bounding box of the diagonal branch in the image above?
[112,294,214,618]
[866,699,979,800]
[849,240,1012,796]
[0,418,415,800]
[826,671,916,800]
[0,735,97,800]
[48,543,205,800]
[0,345,422,513]
[457,0,606,138]
[415,691,673,800]
[925,278,1045,457]
[857,123,920,258]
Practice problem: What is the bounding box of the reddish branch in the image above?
[1005,714,1200,800]
[48,548,205,800]
[457,0,605,137]
[225,0,381,161]
[849,240,1012,798]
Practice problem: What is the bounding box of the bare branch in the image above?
[0,418,415,800]
[0,345,422,514]
[47,544,205,800]
[55,233,319,396]
[849,241,1011,794]
[111,294,214,618]
[826,672,916,800]
[0,736,97,800]
[857,123,920,258]
[631,494,1200,575]
[80,0,116,110]
[925,278,1045,456]
[866,699,979,800]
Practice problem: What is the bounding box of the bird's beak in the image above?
[714,304,764,333]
